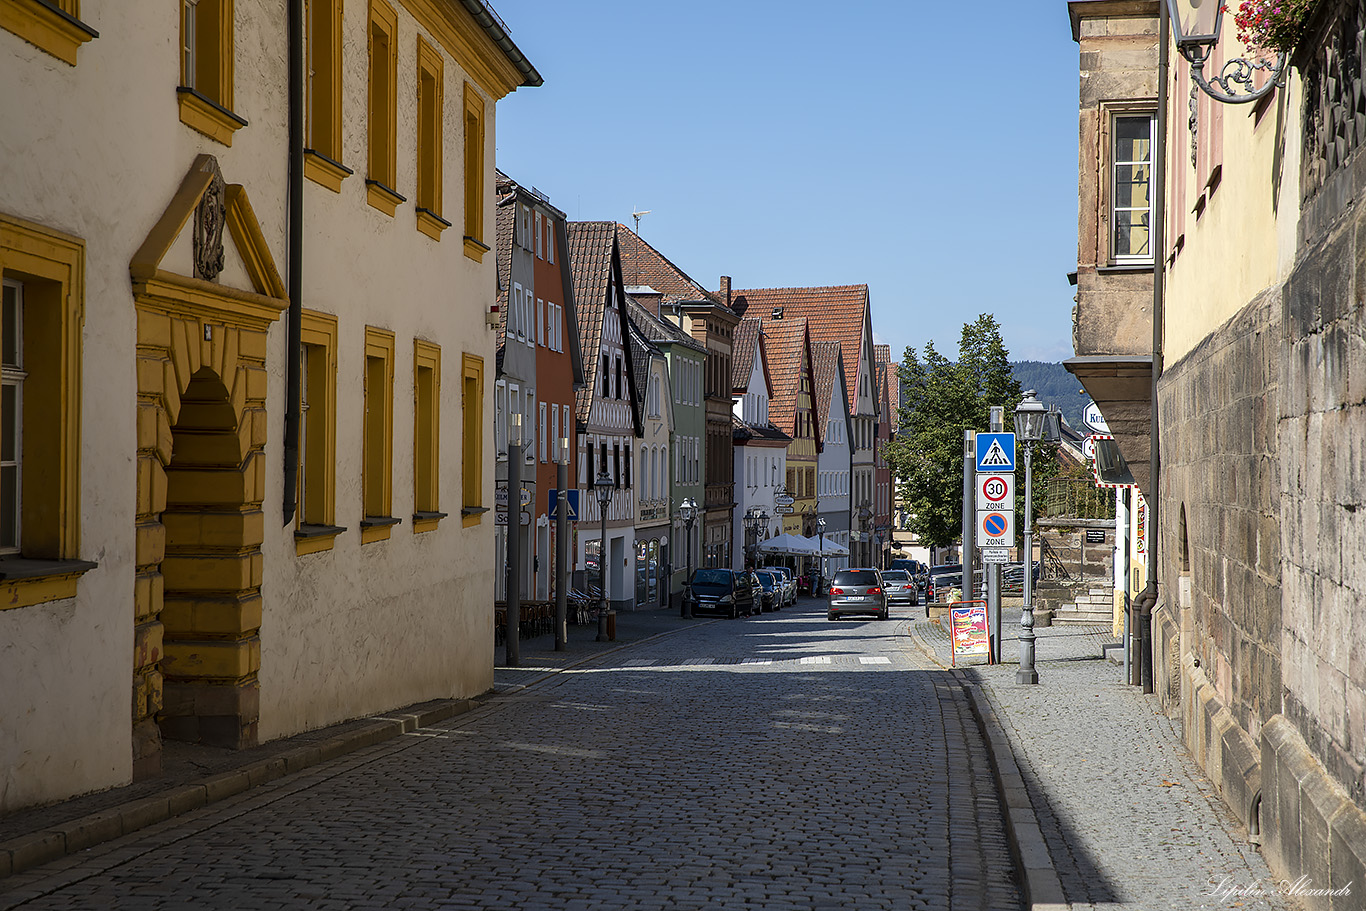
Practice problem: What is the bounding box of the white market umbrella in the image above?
[757,533,818,555]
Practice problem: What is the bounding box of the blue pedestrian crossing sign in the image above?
[548,489,580,521]
[976,433,1016,472]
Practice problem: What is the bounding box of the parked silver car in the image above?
[763,565,798,605]
[880,569,918,606]
[827,568,889,621]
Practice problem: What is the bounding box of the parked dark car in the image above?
[926,566,986,606]
[827,568,889,621]
[754,570,783,612]
[686,568,757,618]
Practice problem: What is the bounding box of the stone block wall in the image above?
[1159,286,1283,744]
[1281,203,1366,812]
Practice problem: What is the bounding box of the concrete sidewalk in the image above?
[910,604,1297,911]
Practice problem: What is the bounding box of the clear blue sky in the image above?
[492,1,1083,364]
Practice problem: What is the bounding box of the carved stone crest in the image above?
[194,158,226,282]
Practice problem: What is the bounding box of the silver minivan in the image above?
[827,568,889,621]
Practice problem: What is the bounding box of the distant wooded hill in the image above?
[1010,361,1088,430]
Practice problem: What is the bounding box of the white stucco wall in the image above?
[0,0,506,807]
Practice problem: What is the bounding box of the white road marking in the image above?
[859,656,892,665]
[741,658,772,665]
[799,656,833,664]
[623,658,656,667]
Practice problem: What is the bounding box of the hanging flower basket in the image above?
[1230,0,1317,53]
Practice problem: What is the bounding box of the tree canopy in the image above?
[885,314,1054,549]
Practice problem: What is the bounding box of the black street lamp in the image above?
[1014,390,1062,685]
[679,496,698,618]
[817,516,826,595]
[594,467,613,642]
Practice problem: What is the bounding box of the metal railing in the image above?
[1042,477,1116,521]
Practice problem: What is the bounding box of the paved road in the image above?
[1,599,1022,910]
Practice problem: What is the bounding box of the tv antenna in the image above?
[630,209,651,288]
[631,208,651,235]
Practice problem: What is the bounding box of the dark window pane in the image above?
[2,286,17,368]
[1,384,14,462]
[0,464,16,548]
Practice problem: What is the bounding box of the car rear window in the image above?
[833,570,879,585]
[882,571,910,581]
[692,569,731,585]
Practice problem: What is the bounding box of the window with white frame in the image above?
[537,298,544,346]
[539,402,547,462]
[534,211,542,259]
[1112,113,1155,263]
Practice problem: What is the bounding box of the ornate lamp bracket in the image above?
[1182,42,1287,104]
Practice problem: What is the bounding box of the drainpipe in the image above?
[1135,3,1169,694]
[282,0,304,526]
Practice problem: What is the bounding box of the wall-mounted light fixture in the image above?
[1165,0,1285,104]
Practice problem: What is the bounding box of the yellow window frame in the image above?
[178,0,246,146]
[361,326,395,543]
[462,82,487,261]
[296,309,339,555]
[303,0,350,192]
[413,340,441,531]
[0,0,97,65]
[366,0,402,216]
[461,352,484,526]
[0,213,90,609]
[415,38,448,240]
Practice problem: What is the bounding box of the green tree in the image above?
[885,314,1054,549]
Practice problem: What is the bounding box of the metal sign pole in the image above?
[987,407,1003,663]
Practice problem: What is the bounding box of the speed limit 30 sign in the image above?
[976,473,1014,510]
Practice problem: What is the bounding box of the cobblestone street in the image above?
[1,601,1021,910]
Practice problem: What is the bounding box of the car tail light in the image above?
[830,586,844,595]
[868,587,882,594]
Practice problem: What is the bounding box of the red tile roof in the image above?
[730,284,870,416]
[759,317,811,439]
[732,317,762,391]
[812,340,843,431]
[615,223,718,305]
[566,221,617,423]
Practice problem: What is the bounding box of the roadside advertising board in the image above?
[949,601,991,666]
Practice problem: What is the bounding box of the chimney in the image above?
[720,275,731,308]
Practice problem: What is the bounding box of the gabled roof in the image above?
[731,317,763,391]
[875,344,897,422]
[731,284,871,415]
[627,308,658,416]
[567,221,641,433]
[626,297,707,354]
[614,222,718,306]
[733,414,792,445]
[812,340,845,431]
[493,191,516,350]
[760,316,813,440]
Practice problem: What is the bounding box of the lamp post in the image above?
[1014,390,1062,685]
[554,435,570,651]
[817,517,827,595]
[857,503,872,567]
[1163,0,1285,104]
[505,412,522,667]
[679,497,698,618]
[594,467,613,642]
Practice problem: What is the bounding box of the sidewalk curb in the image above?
[908,618,1070,911]
[0,699,477,881]
[961,679,1070,911]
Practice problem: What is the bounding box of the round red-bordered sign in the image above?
[981,475,1009,503]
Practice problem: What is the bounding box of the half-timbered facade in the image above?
[567,222,641,612]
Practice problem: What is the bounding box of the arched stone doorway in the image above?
[130,154,286,776]
[159,367,262,749]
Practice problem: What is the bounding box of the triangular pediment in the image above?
[130,154,286,303]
